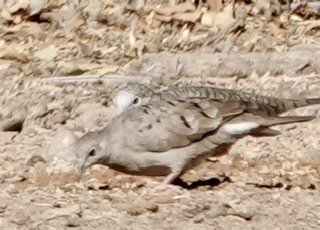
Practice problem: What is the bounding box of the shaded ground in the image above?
[0,0,320,229]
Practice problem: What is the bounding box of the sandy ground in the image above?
[0,74,319,229]
[1,0,320,229]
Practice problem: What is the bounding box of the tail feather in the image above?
[250,115,315,137]
[228,113,316,127]
[305,98,320,106]
[250,127,281,137]
[260,116,315,127]
[222,114,315,136]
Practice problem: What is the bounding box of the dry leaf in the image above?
[269,22,285,39]
[56,61,106,75]
[214,11,235,29]
[207,0,222,13]
[130,0,145,9]
[34,45,59,62]
[201,2,235,29]
[5,0,29,14]
[177,25,190,44]
[154,13,172,22]
[0,60,13,71]
[201,11,217,27]
[172,11,202,23]
[0,7,13,21]
[129,24,137,48]
[156,1,195,15]
[0,44,28,62]
[304,20,320,33]
[94,65,119,75]
[224,2,234,18]
[7,22,44,36]
[290,14,303,22]
[139,11,154,33]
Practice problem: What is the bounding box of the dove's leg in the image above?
[161,173,180,185]
[159,172,181,187]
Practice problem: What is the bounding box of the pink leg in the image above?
[156,172,181,189]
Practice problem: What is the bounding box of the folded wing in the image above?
[113,99,245,152]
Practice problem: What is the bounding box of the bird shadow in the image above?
[173,176,232,190]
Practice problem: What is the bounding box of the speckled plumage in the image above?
[113,83,320,116]
[76,88,318,186]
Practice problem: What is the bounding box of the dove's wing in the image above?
[112,83,320,116]
[109,99,245,153]
[108,97,316,153]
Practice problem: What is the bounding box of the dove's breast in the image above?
[106,162,171,176]
[106,149,173,176]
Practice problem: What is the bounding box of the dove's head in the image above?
[111,83,156,112]
[75,131,109,181]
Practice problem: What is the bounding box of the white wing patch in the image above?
[221,122,260,135]
[113,90,135,110]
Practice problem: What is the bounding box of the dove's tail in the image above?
[221,115,315,137]
[304,98,320,107]
[275,98,320,113]
[251,115,316,137]
[258,115,316,126]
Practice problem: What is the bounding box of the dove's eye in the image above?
[133,97,140,105]
[88,149,96,157]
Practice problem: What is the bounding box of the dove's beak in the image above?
[76,164,85,182]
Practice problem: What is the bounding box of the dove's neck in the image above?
[93,126,131,168]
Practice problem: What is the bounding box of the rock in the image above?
[66,214,81,227]
[125,200,159,216]
[49,112,67,125]
[29,103,49,119]
[10,212,30,226]
[42,205,81,220]
[46,128,77,162]
[0,131,18,143]
[70,103,116,132]
[0,115,26,132]
[26,154,47,166]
